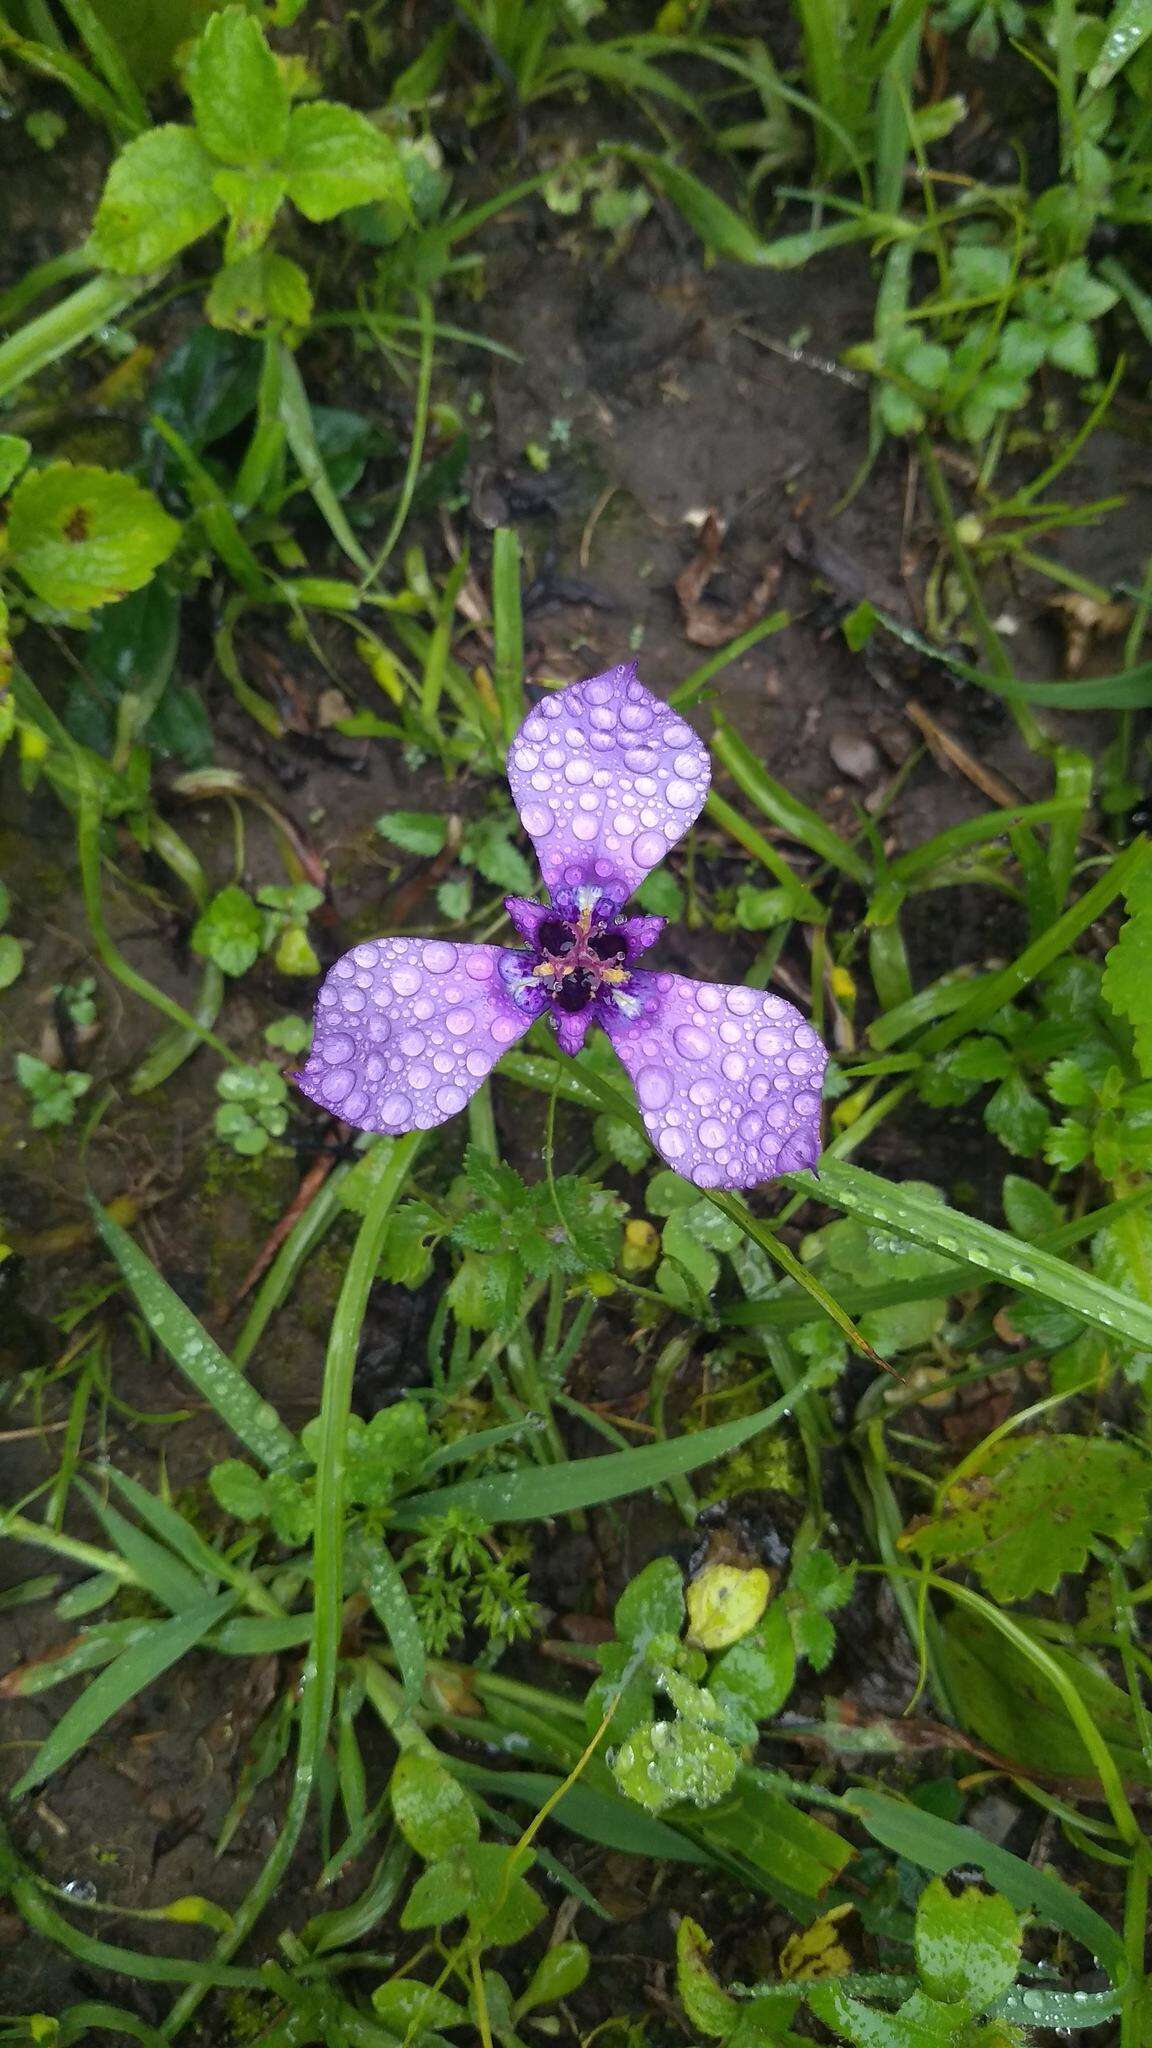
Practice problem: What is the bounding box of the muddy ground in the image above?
[1,111,1146,2034]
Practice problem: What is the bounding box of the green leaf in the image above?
[213,168,289,261]
[1001,1175,1064,1241]
[613,1717,740,1814]
[1102,851,1152,1074]
[633,865,684,919]
[6,463,180,613]
[207,247,311,335]
[1089,0,1152,86]
[283,101,408,222]
[615,1556,685,1646]
[676,1918,739,2038]
[984,1071,1051,1156]
[0,934,23,989]
[906,1435,1150,1599]
[209,1460,267,1522]
[710,1601,796,1736]
[391,1368,825,1526]
[375,810,449,857]
[941,1605,1152,1787]
[372,1979,467,2034]
[391,1751,479,1860]
[89,125,225,272]
[516,1940,590,2016]
[190,885,263,976]
[400,1852,475,1930]
[1047,319,1098,377]
[12,1592,237,1796]
[914,1878,1021,2014]
[92,1202,298,1471]
[185,6,289,166]
[0,433,31,496]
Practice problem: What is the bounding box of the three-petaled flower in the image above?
[295,663,827,1188]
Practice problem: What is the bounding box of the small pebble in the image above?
[828,729,880,781]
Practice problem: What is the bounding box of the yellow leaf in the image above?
[779,1903,853,1981]
[685,1563,770,1650]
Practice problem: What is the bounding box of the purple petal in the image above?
[507,662,710,904]
[504,895,552,946]
[295,937,537,1135]
[605,971,827,1189]
[617,914,666,961]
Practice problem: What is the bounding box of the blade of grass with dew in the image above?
[12,1590,239,1796]
[877,607,1152,709]
[786,1158,1152,1350]
[91,1203,298,1470]
[706,792,826,920]
[392,1364,825,1524]
[76,1481,208,1613]
[491,525,525,743]
[104,1469,282,1618]
[359,1542,426,1707]
[158,1133,422,2041]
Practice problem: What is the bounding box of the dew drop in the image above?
[673,1023,709,1060]
[636,1066,673,1108]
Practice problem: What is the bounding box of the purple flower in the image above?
[294,663,827,1189]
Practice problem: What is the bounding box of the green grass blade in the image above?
[393,1366,825,1524]
[491,525,525,743]
[670,613,789,710]
[12,1591,238,1797]
[278,342,371,575]
[91,1203,298,1471]
[791,1159,1152,1350]
[77,1482,208,1613]
[712,720,871,881]
[360,1542,426,1706]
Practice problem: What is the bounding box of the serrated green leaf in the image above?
[185,6,289,166]
[1102,852,1152,1074]
[6,463,180,612]
[284,101,408,222]
[206,249,311,334]
[905,1435,1150,1599]
[90,125,225,272]
[375,810,448,857]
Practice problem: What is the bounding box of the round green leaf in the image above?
[391,1750,479,1861]
[6,463,180,613]
[89,124,226,273]
[915,1878,1022,2012]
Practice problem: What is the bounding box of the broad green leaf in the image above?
[914,1878,1021,2013]
[6,463,180,612]
[185,6,289,165]
[89,124,225,272]
[516,1940,590,2016]
[12,1591,237,1796]
[940,1606,1152,1787]
[92,1203,297,1471]
[372,1980,467,2034]
[710,1603,796,1734]
[615,1556,685,1645]
[284,101,408,221]
[375,810,449,856]
[904,1435,1150,1600]
[614,1717,740,1814]
[0,935,23,989]
[391,1750,479,1860]
[209,1459,267,1521]
[676,1918,739,2037]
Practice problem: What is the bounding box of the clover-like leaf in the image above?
[191,886,264,977]
[89,125,225,273]
[6,464,180,613]
[284,102,408,222]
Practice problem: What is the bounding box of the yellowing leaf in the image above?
[779,1902,853,1981]
[685,1563,771,1650]
[6,464,180,613]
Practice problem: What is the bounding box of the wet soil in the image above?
[1,91,1144,2038]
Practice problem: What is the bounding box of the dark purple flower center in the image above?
[531,910,630,1015]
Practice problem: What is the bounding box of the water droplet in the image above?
[673,1024,709,1060]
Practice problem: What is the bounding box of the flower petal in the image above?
[605,971,827,1189]
[507,662,710,905]
[294,937,538,1134]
